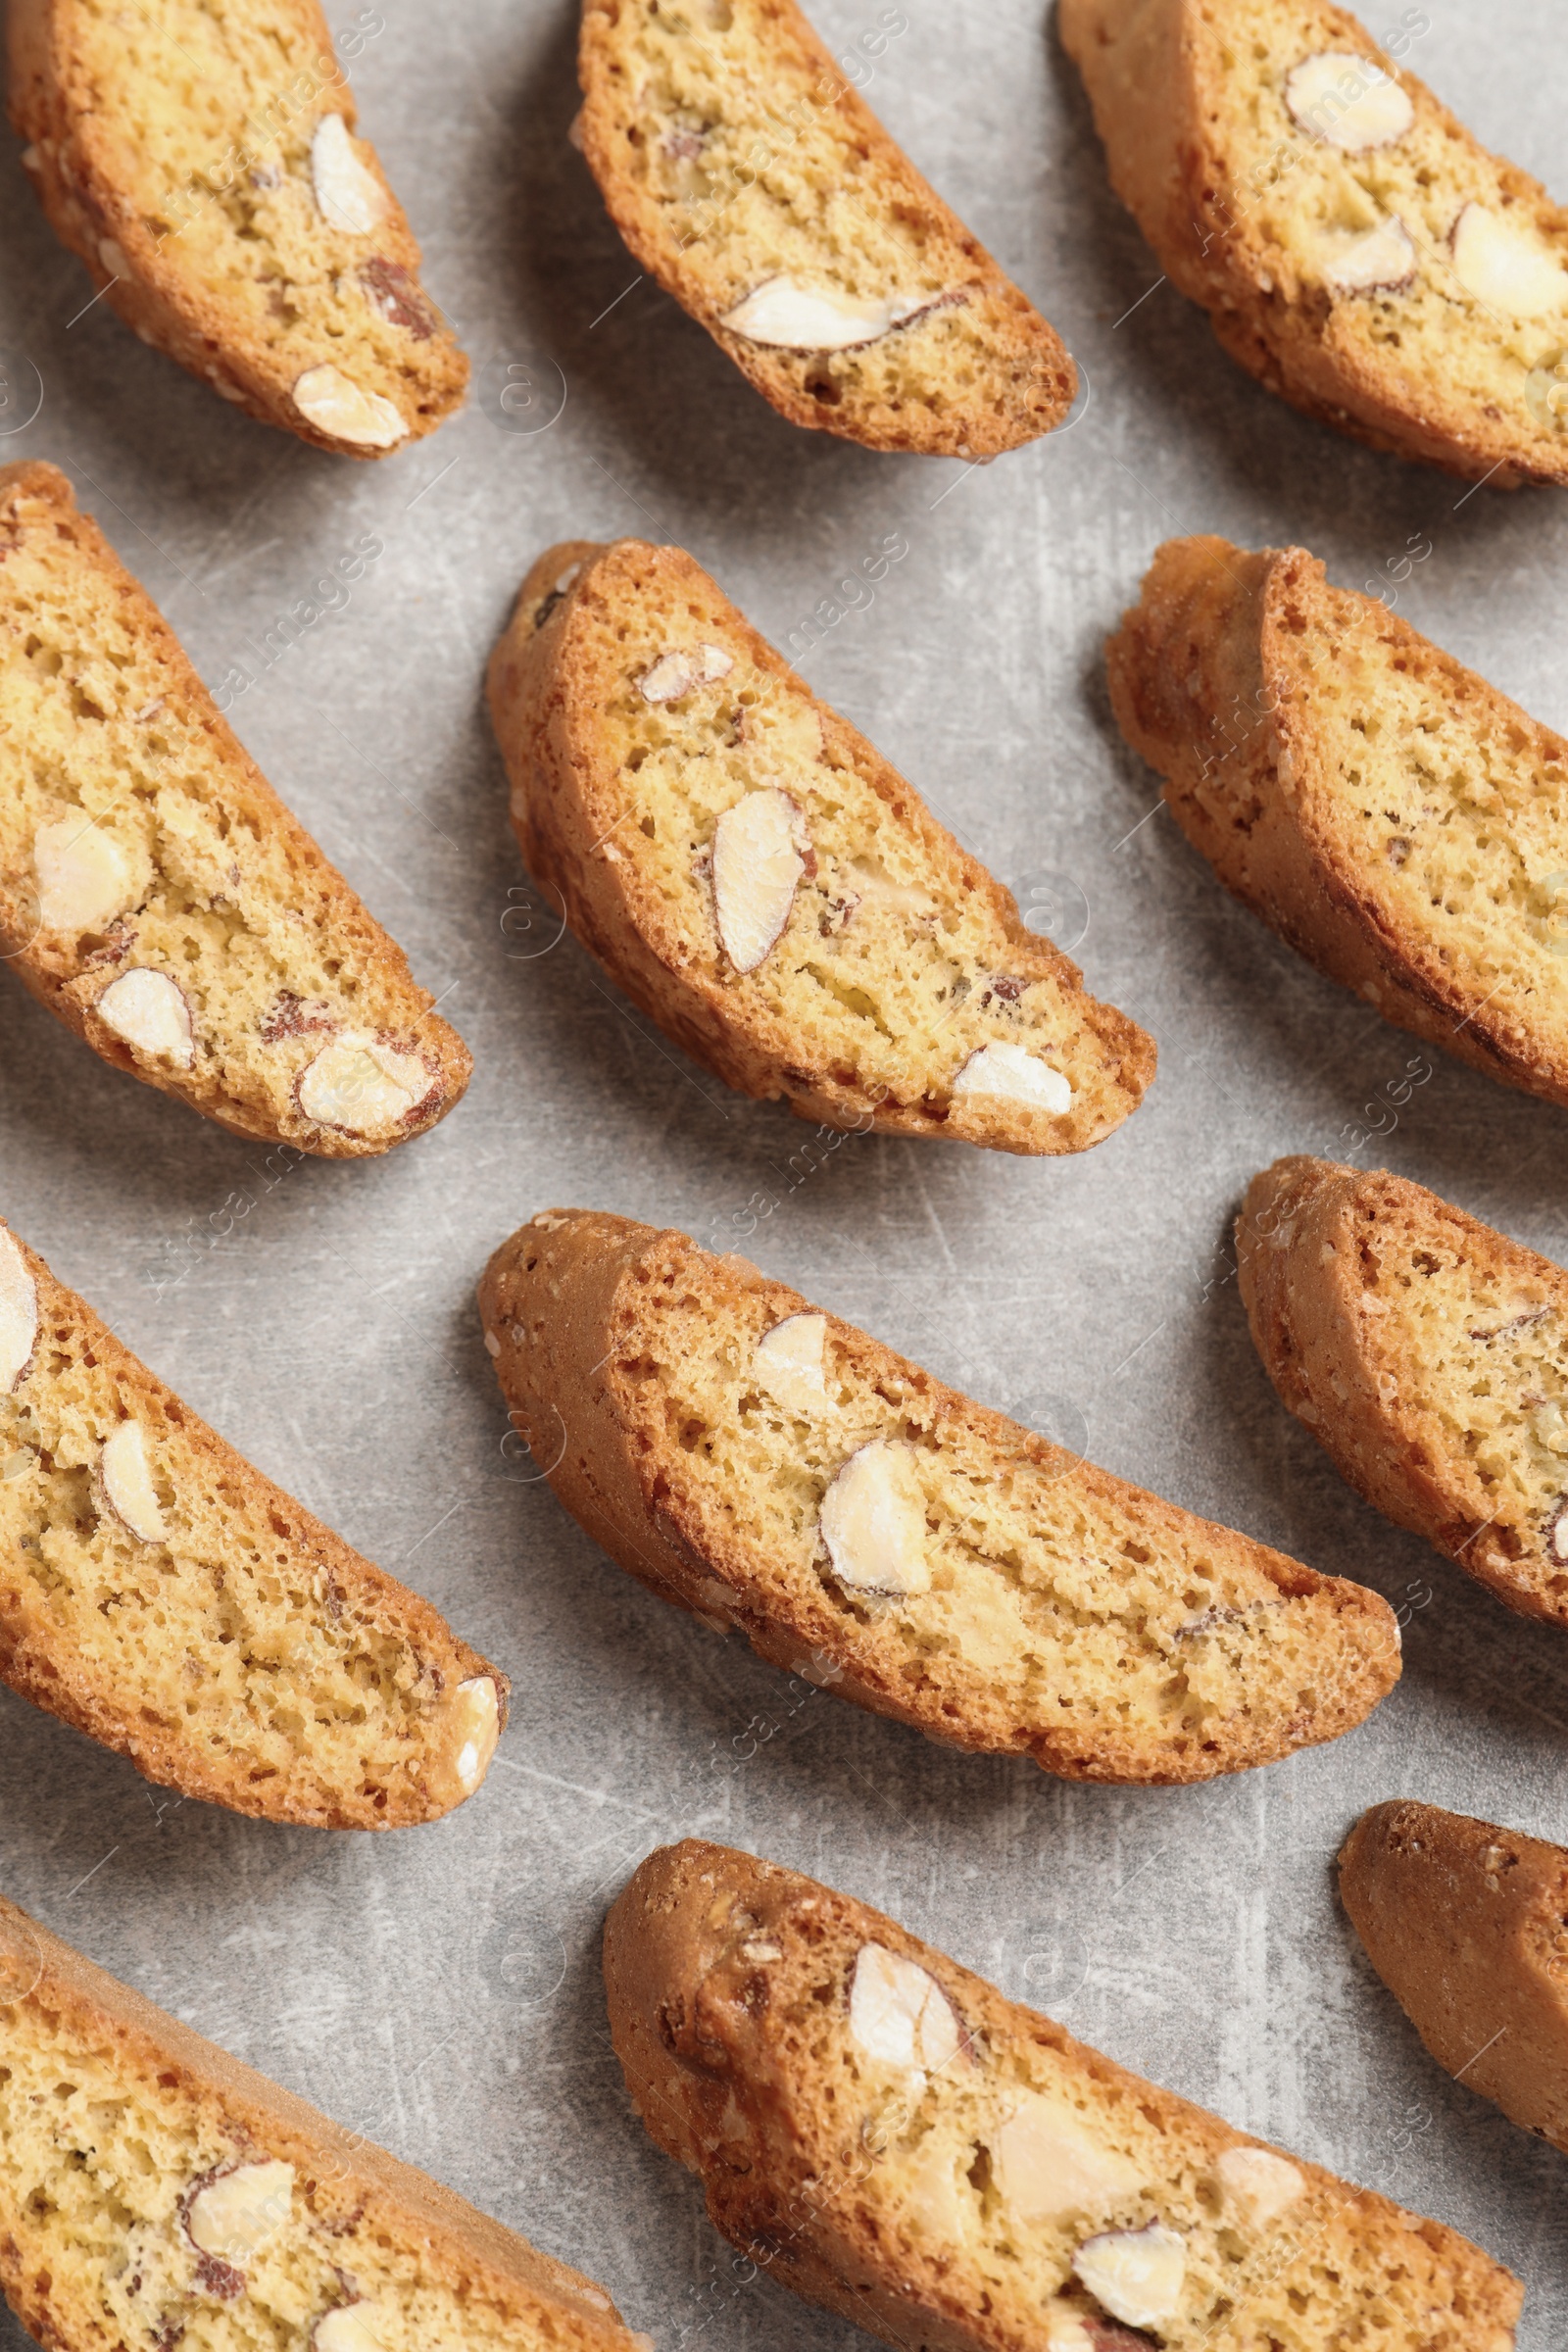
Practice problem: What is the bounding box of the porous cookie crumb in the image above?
[479,1209,1400,1784]
[0,1216,506,1828]
[489,538,1153,1158]
[0,464,470,1153]
[1105,534,1568,1109]
[1061,0,1568,484]
[0,1894,642,2352]
[1240,1155,1568,1624]
[575,0,1074,454]
[8,0,466,452]
[605,1841,1522,2352]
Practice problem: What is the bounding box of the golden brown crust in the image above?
[1059,0,1568,486]
[488,537,1154,1157]
[1,1215,508,1828]
[0,1892,638,2352]
[8,0,466,456]
[0,463,471,1154]
[604,1840,1522,2352]
[1340,1799,1568,2155]
[576,0,1073,457]
[1105,533,1568,1107]
[479,1209,1400,1785]
[1237,1155,1568,1625]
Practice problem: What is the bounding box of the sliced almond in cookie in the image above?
[0,465,469,1154]
[1061,0,1568,486]
[574,0,1074,455]
[1240,1155,1568,1628]
[296,1036,434,1137]
[752,1312,831,1415]
[604,1841,1523,2352]
[292,365,407,449]
[479,1210,1400,1785]
[0,1214,506,1828]
[488,539,1152,1159]
[95,967,195,1067]
[718,277,961,354]
[1106,535,1568,1109]
[8,5,466,453]
[0,1230,38,1396]
[711,788,805,971]
[98,1421,168,1545]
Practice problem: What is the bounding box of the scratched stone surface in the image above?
[0,0,1565,2345]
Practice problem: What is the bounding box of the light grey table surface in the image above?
[1,2,1564,2344]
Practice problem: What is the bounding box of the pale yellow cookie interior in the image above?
[49,0,463,434]
[0,1998,590,2352]
[0,1240,492,1825]
[594,604,1119,1131]
[612,1257,1381,1772]
[1281,577,1568,1060]
[1348,1199,1568,1604]
[583,0,1064,436]
[1208,3,1568,458]
[0,470,462,1148]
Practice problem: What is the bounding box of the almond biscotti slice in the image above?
[0,1894,642,2352]
[489,538,1153,1156]
[479,1210,1399,1785]
[1239,1155,1568,1629]
[1340,1798,1568,2155]
[605,1839,1522,2352]
[575,0,1074,456]
[1060,0,1568,486]
[9,0,466,455]
[0,1215,505,1828]
[1106,533,1568,1107]
[0,464,470,1153]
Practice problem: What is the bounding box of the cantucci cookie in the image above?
[9,0,466,454]
[0,1215,505,1827]
[575,0,1073,456]
[488,538,1153,1157]
[1060,0,1568,486]
[1239,1155,1568,1629]
[0,464,470,1153]
[1105,533,1568,1108]
[1340,1798,1568,2154]
[0,1893,643,2352]
[478,1210,1399,1785]
[604,1840,1522,2352]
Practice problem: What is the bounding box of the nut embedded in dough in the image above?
[0,1232,38,1396]
[95,967,196,1067]
[292,365,408,449]
[33,816,135,934]
[98,1421,168,1545]
[1072,2224,1188,2329]
[818,1440,932,1597]
[711,789,806,972]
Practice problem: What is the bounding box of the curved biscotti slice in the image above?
[1106,533,1568,1107]
[605,1840,1521,2352]
[0,1216,506,1827]
[1340,1798,1568,2154]
[1239,1155,1568,1628]
[9,0,466,455]
[0,1894,640,2352]
[1061,0,1568,486]
[0,465,470,1154]
[489,538,1153,1156]
[576,0,1073,457]
[479,1210,1398,1785]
